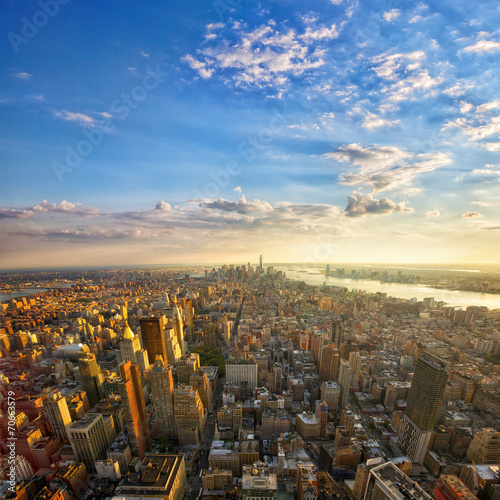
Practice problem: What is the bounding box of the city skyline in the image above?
[2,0,500,268]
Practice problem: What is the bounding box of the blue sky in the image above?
[1,0,500,268]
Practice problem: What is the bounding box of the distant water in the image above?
[277,267,500,310]
[0,288,48,302]
[0,283,74,302]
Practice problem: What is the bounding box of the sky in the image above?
[1,0,500,269]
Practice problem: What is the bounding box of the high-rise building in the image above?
[202,317,217,347]
[189,368,212,411]
[226,359,258,390]
[43,391,72,443]
[175,353,201,384]
[466,427,500,464]
[365,461,431,500]
[349,351,362,388]
[274,363,283,394]
[118,361,152,458]
[118,323,149,371]
[173,385,205,444]
[352,458,385,500]
[338,359,353,408]
[145,355,176,437]
[319,344,340,382]
[321,381,341,410]
[185,300,194,343]
[67,413,116,473]
[139,316,168,365]
[397,353,448,464]
[78,352,104,408]
[172,305,187,355]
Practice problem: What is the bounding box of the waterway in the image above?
[0,283,74,302]
[276,267,500,310]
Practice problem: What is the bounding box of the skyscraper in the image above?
[145,355,176,437]
[173,385,205,443]
[349,351,362,388]
[397,353,448,464]
[139,316,168,365]
[185,299,194,343]
[43,391,72,443]
[67,412,116,473]
[119,323,149,370]
[78,352,104,408]
[319,343,340,382]
[118,361,152,458]
[338,359,353,408]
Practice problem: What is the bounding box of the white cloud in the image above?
[425,209,440,217]
[462,40,500,54]
[182,19,342,88]
[140,51,150,58]
[182,55,214,79]
[326,144,451,192]
[383,9,400,21]
[155,201,172,211]
[461,211,483,218]
[476,100,500,113]
[12,71,32,80]
[342,192,412,217]
[54,110,96,126]
[459,102,473,113]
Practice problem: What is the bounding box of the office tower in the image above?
[317,401,328,437]
[338,359,353,408]
[223,320,233,348]
[119,323,144,365]
[365,461,431,500]
[226,359,258,390]
[397,353,448,464]
[203,317,217,347]
[259,253,263,272]
[185,300,194,343]
[67,413,116,473]
[274,363,283,394]
[466,428,500,464]
[349,351,362,388]
[321,381,341,410]
[139,316,168,365]
[175,353,201,384]
[164,325,182,365]
[352,458,385,500]
[43,391,72,443]
[145,355,176,437]
[172,305,187,355]
[333,320,343,348]
[189,368,212,411]
[118,361,152,458]
[326,264,330,277]
[319,343,340,382]
[78,352,104,408]
[173,385,205,443]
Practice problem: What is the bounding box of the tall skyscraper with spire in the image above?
[397,353,448,464]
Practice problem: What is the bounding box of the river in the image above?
[276,267,500,310]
